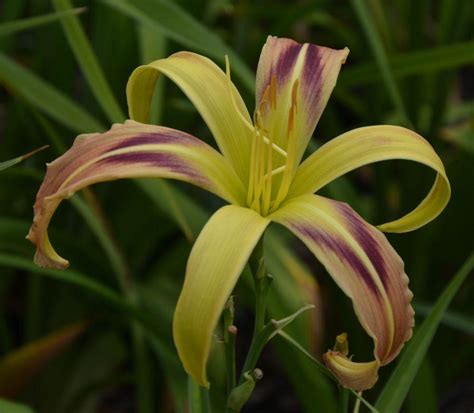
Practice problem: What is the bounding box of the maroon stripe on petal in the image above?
[292,222,382,297]
[302,44,323,108]
[335,203,390,289]
[99,152,208,184]
[275,41,302,87]
[108,131,203,152]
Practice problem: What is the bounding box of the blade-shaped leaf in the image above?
[0,52,104,133]
[52,0,125,123]
[0,7,85,36]
[414,301,474,335]
[375,253,474,412]
[340,41,474,87]
[0,399,35,413]
[0,146,48,171]
[0,253,125,310]
[100,0,254,92]
[0,321,86,397]
[350,0,410,125]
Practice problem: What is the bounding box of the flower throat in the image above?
[225,56,299,216]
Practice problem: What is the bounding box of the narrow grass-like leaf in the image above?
[350,0,410,125]
[375,253,474,412]
[0,7,86,36]
[138,24,166,124]
[0,321,86,397]
[340,41,474,87]
[100,0,254,92]
[0,253,124,309]
[52,0,125,123]
[0,52,104,132]
[69,195,129,290]
[136,179,202,241]
[132,324,154,413]
[0,399,35,413]
[414,301,474,335]
[406,359,437,413]
[0,146,48,171]
[0,253,167,341]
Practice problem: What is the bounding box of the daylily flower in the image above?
[27,36,450,390]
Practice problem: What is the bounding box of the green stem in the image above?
[131,320,154,413]
[223,297,237,399]
[339,387,349,413]
[239,236,271,384]
[353,392,362,413]
[188,377,211,413]
[200,386,212,413]
[239,322,274,381]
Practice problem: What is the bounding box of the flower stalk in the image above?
[239,236,272,385]
[223,297,237,400]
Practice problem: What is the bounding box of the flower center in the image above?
[226,57,299,216]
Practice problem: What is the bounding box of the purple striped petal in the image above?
[27,120,245,269]
[255,36,349,164]
[270,194,414,390]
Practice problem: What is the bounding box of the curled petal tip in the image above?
[323,350,379,391]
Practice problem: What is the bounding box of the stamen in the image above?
[246,72,300,215]
[247,125,258,206]
[224,55,254,131]
[271,78,300,211]
[226,55,287,161]
[261,111,273,216]
[268,165,286,177]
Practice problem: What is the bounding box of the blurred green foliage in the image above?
[0,0,473,412]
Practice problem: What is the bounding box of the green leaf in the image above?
[375,253,474,412]
[69,195,129,291]
[137,23,167,124]
[0,399,35,413]
[340,41,474,87]
[414,301,474,335]
[350,0,410,125]
[406,358,437,413]
[100,0,254,92]
[0,7,86,36]
[52,0,125,123]
[136,179,206,241]
[0,321,86,397]
[0,146,48,171]
[0,52,104,133]
[0,253,125,310]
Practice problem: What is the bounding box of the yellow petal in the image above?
[289,125,450,232]
[270,194,414,390]
[173,205,270,386]
[255,36,348,166]
[27,120,245,269]
[127,51,253,183]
